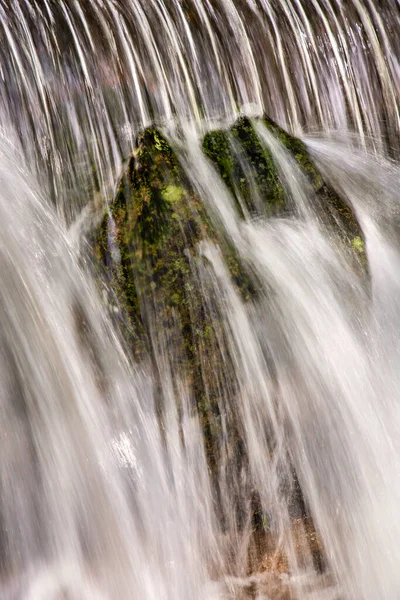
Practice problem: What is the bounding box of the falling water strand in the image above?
[0,1,400,599]
[0,0,398,212]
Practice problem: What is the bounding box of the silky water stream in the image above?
[0,1,399,599]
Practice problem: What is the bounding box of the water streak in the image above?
[0,2,400,599]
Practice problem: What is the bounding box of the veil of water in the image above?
[0,1,400,599]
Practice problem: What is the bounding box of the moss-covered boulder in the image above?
[94,128,255,477]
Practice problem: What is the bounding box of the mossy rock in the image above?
[95,115,366,400]
[94,127,256,474]
[262,115,363,246]
[202,114,362,249]
[202,116,284,217]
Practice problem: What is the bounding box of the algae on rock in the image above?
[95,115,366,458]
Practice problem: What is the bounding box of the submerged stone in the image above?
[93,118,344,574]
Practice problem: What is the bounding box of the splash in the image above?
[0,2,399,599]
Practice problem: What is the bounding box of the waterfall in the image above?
[0,1,399,599]
[1,0,399,209]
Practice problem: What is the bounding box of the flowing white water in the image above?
[0,142,219,599]
[0,1,400,599]
[1,0,399,212]
[181,130,400,599]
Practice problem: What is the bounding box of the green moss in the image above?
[352,236,364,253]
[162,184,185,204]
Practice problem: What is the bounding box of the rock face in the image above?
[93,115,364,577]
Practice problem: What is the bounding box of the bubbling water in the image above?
[0,2,400,599]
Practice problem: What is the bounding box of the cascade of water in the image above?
[171,116,400,599]
[0,0,399,213]
[0,142,223,599]
[0,1,400,599]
